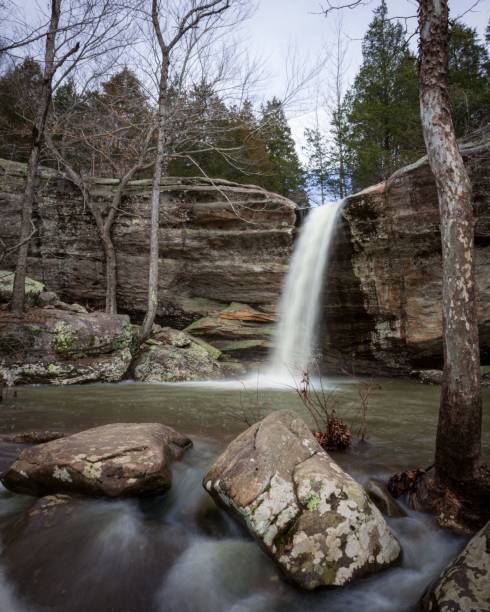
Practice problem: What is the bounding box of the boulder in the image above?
[133,327,222,382]
[1,422,192,497]
[0,270,44,306]
[0,308,133,385]
[423,520,490,611]
[203,410,401,589]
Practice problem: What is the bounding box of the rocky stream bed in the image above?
[0,379,488,612]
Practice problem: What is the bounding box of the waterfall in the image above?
[268,201,343,379]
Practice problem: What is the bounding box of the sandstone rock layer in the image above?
[0,160,295,363]
[326,138,490,374]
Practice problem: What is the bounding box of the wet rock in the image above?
[38,290,58,306]
[203,410,401,589]
[0,430,66,444]
[422,520,490,611]
[411,370,444,385]
[366,479,407,518]
[1,422,192,497]
[0,308,133,385]
[133,327,221,382]
[185,302,275,361]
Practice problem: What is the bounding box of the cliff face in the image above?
[325,138,490,375]
[0,159,296,362]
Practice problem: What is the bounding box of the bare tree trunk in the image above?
[139,63,168,342]
[102,230,117,314]
[11,0,61,314]
[418,0,482,489]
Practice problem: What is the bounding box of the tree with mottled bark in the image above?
[322,0,489,531]
[414,0,489,531]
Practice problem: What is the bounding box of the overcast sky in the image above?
[14,0,490,158]
[243,0,490,156]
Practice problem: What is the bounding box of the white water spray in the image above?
[268,201,344,379]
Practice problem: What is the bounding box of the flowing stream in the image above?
[268,202,343,379]
[0,381,488,612]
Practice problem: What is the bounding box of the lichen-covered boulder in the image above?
[0,308,133,385]
[423,520,490,611]
[0,270,44,306]
[133,327,221,382]
[203,410,401,589]
[1,423,192,498]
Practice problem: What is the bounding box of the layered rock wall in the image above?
[0,159,296,361]
[325,138,490,375]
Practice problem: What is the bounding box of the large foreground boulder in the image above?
[203,410,401,589]
[0,308,133,385]
[423,520,490,611]
[1,423,192,497]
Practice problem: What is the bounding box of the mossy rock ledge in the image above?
[0,308,133,385]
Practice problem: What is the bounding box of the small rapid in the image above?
[268,201,344,379]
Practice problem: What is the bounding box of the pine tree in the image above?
[303,125,330,205]
[328,98,351,199]
[346,0,424,190]
[259,97,306,202]
[448,22,490,136]
[0,58,43,161]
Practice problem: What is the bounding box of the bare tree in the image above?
[8,0,131,314]
[11,0,76,314]
[138,0,251,342]
[45,66,155,314]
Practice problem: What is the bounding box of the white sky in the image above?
[243,0,490,158]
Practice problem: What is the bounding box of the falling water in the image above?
[268,201,344,379]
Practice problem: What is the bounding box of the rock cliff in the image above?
[0,159,296,363]
[325,137,490,375]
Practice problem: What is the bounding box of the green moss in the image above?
[217,339,270,352]
[306,490,321,512]
[47,363,60,374]
[52,321,78,354]
[189,336,221,360]
[184,316,214,334]
[112,321,133,351]
[0,270,44,303]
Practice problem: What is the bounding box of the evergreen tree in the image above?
[328,98,351,199]
[448,22,490,136]
[0,58,42,161]
[303,125,330,205]
[259,97,306,202]
[346,0,424,190]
